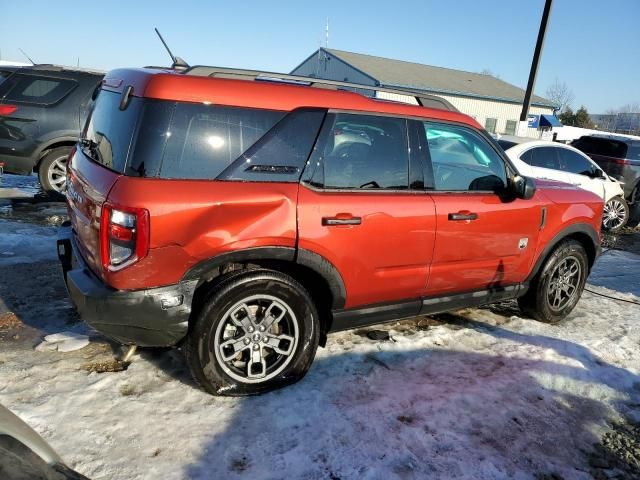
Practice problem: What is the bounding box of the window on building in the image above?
[309,113,411,190]
[484,117,498,134]
[505,120,517,135]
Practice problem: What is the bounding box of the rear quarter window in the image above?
[573,137,628,159]
[155,104,285,180]
[3,74,76,105]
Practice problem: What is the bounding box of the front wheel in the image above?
[38,147,71,193]
[602,196,629,232]
[518,240,588,323]
[185,270,320,396]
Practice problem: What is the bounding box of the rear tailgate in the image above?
[66,148,120,278]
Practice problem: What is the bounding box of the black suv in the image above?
[0,65,104,193]
[571,134,640,226]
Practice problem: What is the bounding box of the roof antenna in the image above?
[18,48,35,65]
[154,28,189,71]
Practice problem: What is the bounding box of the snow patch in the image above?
[35,332,90,353]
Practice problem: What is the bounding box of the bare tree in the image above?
[545,78,574,113]
[479,68,500,79]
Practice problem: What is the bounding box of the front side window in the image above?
[558,149,595,176]
[309,113,411,190]
[4,74,76,105]
[423,122,507,191]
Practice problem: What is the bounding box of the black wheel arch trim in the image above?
[527,223,601,283]
[181,246,347,310]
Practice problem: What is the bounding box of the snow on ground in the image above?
[0,219,58,265]
[0,197,638,479]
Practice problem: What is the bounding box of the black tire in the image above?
[627,196,640,229]
[518,240,589,323]
[38,147,71,193]
[602,196,629,232]
[185,269,320,396]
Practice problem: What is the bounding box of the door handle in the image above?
[322,214,362,226]
[448,211,478,221]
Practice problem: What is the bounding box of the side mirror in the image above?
[511,175,536,200]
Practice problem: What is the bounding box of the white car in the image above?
[499,138,629,231]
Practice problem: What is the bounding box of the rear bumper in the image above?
[57,226,196,347]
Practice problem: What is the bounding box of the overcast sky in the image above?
[1,0,638,113]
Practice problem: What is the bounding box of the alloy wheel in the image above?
[213,294,299,384]
[602,198,627,230]
[47,156,68,193]
[546,255,582,311]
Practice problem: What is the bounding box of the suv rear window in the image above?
[572,137,628,159]
[82,90,142,173]
[3,74,76,105]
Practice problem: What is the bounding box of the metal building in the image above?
[291,49,556,137]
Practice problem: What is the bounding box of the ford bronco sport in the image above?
[58,66,603,396]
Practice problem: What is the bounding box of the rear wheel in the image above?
[602,196,629,232]
[38,147,71,193]
[518,240,588,323]
[185,270,320,396]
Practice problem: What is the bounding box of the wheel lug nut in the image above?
[244,338,251,345]
[259,326,265,332]
[248,327,255,333]
[253,344,259,351]
[263,337,268,342]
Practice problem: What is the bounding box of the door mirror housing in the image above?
[511,175,536,200]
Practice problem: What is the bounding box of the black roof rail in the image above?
[182,65,459,112]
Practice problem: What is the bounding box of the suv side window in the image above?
[572,137,628,159]
[308,113,411,190]
[521,146,560,170]
[558,149,594,176]
[4,74,76,105]
[158,104,285,180]
[217,109,325,182]
[422,122,506,191]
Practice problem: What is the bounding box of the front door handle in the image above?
[448,211,478,221]
[322,214,362,226]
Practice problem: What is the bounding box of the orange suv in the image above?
[58,66,603,395]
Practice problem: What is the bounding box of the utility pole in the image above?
[518,0,553,136]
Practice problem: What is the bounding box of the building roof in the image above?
[311,49,554,108]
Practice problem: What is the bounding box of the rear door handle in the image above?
[322,215,362,226]
[448,211,478,221]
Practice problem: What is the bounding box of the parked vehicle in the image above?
[571,134,640,227]
[498,137,628,231]
[58,66,603,396]
[0,403,88,479]
[0,65,104,193]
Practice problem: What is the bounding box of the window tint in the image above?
[423,122,507,191]
[572,137,628,159]
[5,74,76,105]
[558,149,594,175]
[309,113,410,189]
[0,69,14,87]
[157,103,284,179]
[82,90,141,173]
[218,109,325,182]
[520,147,560,170]
[628,144,640,161]
[484,117,497,134]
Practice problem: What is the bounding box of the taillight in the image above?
[100,204,149,271]
[612,158,630,165]
[0,105,17,116]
